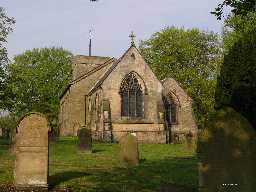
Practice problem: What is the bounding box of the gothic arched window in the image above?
[120,73,143,118]
[164,97,178,124]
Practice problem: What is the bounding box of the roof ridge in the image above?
[59,58,115,99]
[87,46,135,96]
[71,57,115,84]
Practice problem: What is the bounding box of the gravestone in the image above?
[198,107,256,192]
[14,113,49,189]
[119,133,139,166]
[77,127,92,151]
[185,131,196,151]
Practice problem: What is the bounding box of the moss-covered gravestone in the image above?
[198,107,256,192]
[119,133,139,166]
[77,128,92,152]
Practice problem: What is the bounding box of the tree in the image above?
[222,12,256,52]
[212,0,256,20]
[215,13,256,128]
[215,8,256,128]
[2,47,72,131]
[139,27,222,128]
[0,7,15,106]
[0,114,16,139]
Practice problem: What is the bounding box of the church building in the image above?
[59,34,197,143]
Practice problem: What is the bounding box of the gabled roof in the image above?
[71,57,115,84]
[59,57,115,99]
[87,45,139,96]
[72,56,112,79]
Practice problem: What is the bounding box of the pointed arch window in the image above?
[120,73,143,118]
[164,97,178,124]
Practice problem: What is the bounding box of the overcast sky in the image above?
[2,0,224,59]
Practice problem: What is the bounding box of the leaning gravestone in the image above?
[14,112,49,189]
[77,127,92,152]
[119,133,139,166]
[198,107,256,192]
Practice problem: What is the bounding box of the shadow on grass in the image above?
[92,149,105,153]
[139,158,146,163]
[49,156,197,192]
[0,137,10,145]
[48,171,91,189]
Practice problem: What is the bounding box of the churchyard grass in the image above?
[0,137,14,184]
[0,137,198,191]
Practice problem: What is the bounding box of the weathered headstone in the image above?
[119,133,139,166]
[185,131,196,151]
[14,113,49,189]
[198,107,256,192]
[77,127,92,152]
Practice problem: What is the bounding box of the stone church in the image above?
[59,35,197,143]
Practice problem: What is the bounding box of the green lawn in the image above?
[0,137,198,192]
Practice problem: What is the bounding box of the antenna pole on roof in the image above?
[89,29,93,56]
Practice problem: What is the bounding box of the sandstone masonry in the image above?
[59,44,197,143]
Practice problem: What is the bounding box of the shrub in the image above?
[198,107,256,191]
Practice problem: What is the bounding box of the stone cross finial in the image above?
[129,31,136,46]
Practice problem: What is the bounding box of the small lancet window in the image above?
[120,73,143,118]
[164,97,178,124]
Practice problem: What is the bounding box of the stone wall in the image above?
[59,46,198,144]
[111,123,166,143]
[162,78,197,142]
[100,47,163,124]
[86,47,168,143]
[59,57,114,136]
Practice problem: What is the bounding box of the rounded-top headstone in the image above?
[77,128,92,151]
[14,112,49,188]
[119,133,139,166]
[198,107,256,192]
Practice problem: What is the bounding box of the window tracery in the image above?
[120,73,143,118]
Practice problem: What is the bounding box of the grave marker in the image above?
[14,113,49,189]
[77,127,92,152]
[119,133,139,166]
